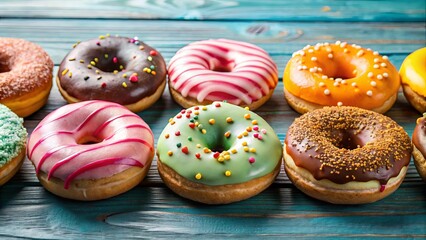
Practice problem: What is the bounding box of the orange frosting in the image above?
[284,41,400,109]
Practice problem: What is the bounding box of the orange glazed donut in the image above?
[0,38,53,117]
[284,41,400,114]
[168,39,278,110]
[27,100,154,201]
[284,106,412,204]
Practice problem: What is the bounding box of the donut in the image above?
[400,47,426,113]
[412,114,426,181]
[156,102,282,204]
[283,41,400,114]
[57,35,166,112]
[284,106,412,204]
[0,104,27,185]
[0,38,53,117]
[168,39,278,110]
[27,100,154,200]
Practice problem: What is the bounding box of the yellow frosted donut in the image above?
[400,47,426,113]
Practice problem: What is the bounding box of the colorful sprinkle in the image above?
[113,57,118,63]
[147,56,153,61]
[150,50,158,56]
[224,131,231,138]
[176,143,181,148]
[129,74,138,83]
[175,131,181,136]
[244,114,251,119]
[252,120,258,125]
[213,152,220,158]
[195,173,202,180]
[249,148,256,153]
[181,146,189,154]
[225,171,232,177]
[165,134,170,139]
[249,157,256,164]
[209,119,215,125]
[122,82,128,88]
[195,153,201,159]
[101,82,106,88]
[167,151,173,156]
[61,69,69,76]
[226,117,233,123]
[187,137,192,141]
[84,76,89,81]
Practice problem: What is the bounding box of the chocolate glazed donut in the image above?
[57,35,166,112]
[284,106,412,204]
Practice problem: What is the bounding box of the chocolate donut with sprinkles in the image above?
[156,102,283,204]
[284,106,412,204]
[57,35,166,112]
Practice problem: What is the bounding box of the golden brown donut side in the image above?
[412,116,426,181]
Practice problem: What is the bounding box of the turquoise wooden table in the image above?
[1,0,425,238]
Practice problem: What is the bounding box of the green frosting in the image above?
[0,104,27,167]
[157,102,282,186]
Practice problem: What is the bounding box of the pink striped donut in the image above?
[168,39,278,110]
[27,100,154,201]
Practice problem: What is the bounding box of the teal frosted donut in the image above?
[157,102,282,204]
[0,104,27,185]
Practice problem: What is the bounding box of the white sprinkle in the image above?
[302,65,308,70]
[308,49,314,53]
[368,72,374,78]
[324,89,331,95]
[328,53,333,59]
[337,102,343,106]
[373,51,379,56]
[367,48,372,51]
[356,50,364,57]
[374,58,380,63]
[297,66,303,71]
[334,82,339,87]
[319,82,325,87]
[335,40,341,45]
[344,48,349,53]
[303,45,310,50]
[321,75,328,80]
[377,74,383,80]
[352,82,357,87]
[381,62,387,68]
[355,45,361,49]
[326,47,332,53]
[341,80,347,84]
[370,81,377,87]
[366,90,373,96]
[300,51,306,56]
[324,42,330,46]
[340,42,347,48]
[382,55,389,60]
[353,69,358,74]
[309,67,317,73]
[317,67,323,72]
[383,72,389,78]
[314,46,320,51]
[373,64,380,69]
[311,57,318,61]
[335,78,343,82]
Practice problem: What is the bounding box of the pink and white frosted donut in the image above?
[27,100,154,201]
[168,39,278,110]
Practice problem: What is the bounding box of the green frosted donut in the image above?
[0,104,27,167]
[157,102,282,185]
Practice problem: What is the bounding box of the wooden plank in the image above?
[0,19,424,67]
[0,0,424,22]
[0,185,425,238]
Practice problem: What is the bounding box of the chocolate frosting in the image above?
[413,115,426,157]
[285,107,412,185]
[58,36,166,105]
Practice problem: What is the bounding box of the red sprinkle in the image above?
[129,75,138,83]
[176,114,182,119]
[215,103,221,107]
[249,157,256,164]
[181,109,186,114]
[113,57,118,63]
[96,41,101,46]
[380,185,386,192]
[253,126,259,131]
[195,153,201,159]
[194,106,199,110]
[189,123,195,129]
[213,152,220,159]
[175,131,181,136]
[150,50,157,56]
[186,114,191,118]
[101,82,107,88]
[253,133,259,138]
[181,146,189,154]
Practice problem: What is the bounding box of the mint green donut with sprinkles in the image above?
[157,102,282,204]
[0,104,27,185]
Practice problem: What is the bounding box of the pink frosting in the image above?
[168,39,278,105]
[27,100,154,189]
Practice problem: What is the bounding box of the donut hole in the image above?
[94,57,126,73]
[209,144,226,153]
[0,62,10,73]
[210,60,235,72]
[77,136,102,145]
[334,130,366,150]
[327,63,357,79]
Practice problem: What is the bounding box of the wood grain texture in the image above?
[0,0,425,22]
[1,1,426,238]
